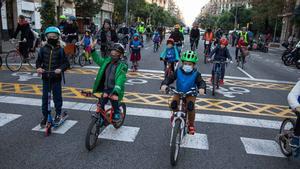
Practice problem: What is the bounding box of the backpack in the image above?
[153,35,160,42]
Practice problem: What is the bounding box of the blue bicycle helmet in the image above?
[69,16,76,21]
[133,33,139,37]
[45,26,61,35]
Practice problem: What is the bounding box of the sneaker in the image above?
[188,125,196,135]
[290,136,300,148]
[40,117,47,128]
[54,115,61,124]
[219,79,224,85]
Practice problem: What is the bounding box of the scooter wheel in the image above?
[45,124,52,136]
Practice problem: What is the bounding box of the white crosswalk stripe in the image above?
[0,113,22,127]
[0,95,289,158]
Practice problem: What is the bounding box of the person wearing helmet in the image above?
[58,15,67,32]
[63,16,79,43]
[160,38,179,72]
[152,31,161,48]
[117,23,129,48]
[79,29,94,62]
[89,42,128,122]
[236,27,249,60]
[36,26,70,127]
[96,19,118,57]
[209,38,232,85]
[129,33,143,71]
[169,24,184,54]
[203,28,214,54]
[160,50,206,135]
[190,22,200,50]
[137,22,145,42]
[12,15,35,60]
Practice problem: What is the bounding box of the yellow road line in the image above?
[0,82,294,118]
[0,66,293,91]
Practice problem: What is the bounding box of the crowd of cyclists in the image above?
[5,14,300,157]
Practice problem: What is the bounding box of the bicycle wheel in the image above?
[283,57,293,66]
[5,50,23,72]
[113,103,127,129]
[27,51,37,68]
[279,118,296,157]
[85,116,103,151]
[170,119,182,166]
[79,53,86,67]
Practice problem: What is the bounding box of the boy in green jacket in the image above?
[91,42,128,122]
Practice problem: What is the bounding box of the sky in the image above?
[174,0,210,26]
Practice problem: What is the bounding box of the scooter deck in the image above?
[53,113,69,128]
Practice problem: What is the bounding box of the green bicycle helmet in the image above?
[59,15,67,20]
[45,26,61,36]
[181,50,198,63]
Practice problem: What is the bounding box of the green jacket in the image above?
[91,51,128,100]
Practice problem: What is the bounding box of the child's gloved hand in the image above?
[198,89,205,95]
[160,85,168,93]
[37,68,45,74]
[55,69,62,74]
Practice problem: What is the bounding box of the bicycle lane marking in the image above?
[237,67,255,79]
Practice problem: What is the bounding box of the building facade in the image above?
[146,0,168,9]
[93,0,114,29]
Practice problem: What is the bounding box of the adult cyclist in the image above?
[189,22,200,50]
[288,80,300,148]
[169,24,184,55]
[137,22,145,42]
[203,28,214,55]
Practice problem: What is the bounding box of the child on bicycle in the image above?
[152,31,161,46]
[36,26,70,127]
[208,38,232,85]
[160,38,179,72]
[288,80,300,148]
[160,51,206,135]
[129,33,143,71]
[236,36,248,61]
[90,42,128,122]
[79,29,93,61]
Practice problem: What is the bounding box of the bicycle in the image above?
[167,86,198,166]
[41,71,68,136]
[153,42,159,52]
[278,110,300,158]
[237,47,248,69]
[63,34,79,67]
[204,41,212,64]
[77,43,93,67]
[81,91,126,151]
[190,38,198,51]
[210,60,229,96]
[5,39,37,72]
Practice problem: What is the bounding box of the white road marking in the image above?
[32,120,78,134]
[240,137,285,158]
[99,125,140,142]
[73,67,296,84]
[237,67,255,79]
[0,113,21,127]
[0,96,285,129]
[181,133,209,150]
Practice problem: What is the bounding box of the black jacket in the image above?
[99,29,118,52]
[36,44,70,80]
[210,45,232,61]
[190,28,200,39]
[169,30,184,44]
[13,23,34,46]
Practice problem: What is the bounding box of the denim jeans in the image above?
[42,79,62,118]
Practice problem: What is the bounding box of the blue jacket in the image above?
[160,47,179,63]
[130,40,143,52]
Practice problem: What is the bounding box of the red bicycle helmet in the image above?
[167,38,174,45]
[220,38,229,46]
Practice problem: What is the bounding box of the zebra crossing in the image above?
[0,95,288,159]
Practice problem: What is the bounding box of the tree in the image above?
[75,0,104,18]
[216,11,235,30]
[39,0,56,30]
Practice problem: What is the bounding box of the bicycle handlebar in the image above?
[166,86,198,97]
[81,90,101,99]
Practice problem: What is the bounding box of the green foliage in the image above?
[75,0,104,17]
[112,0,181,26]
[39,0,56,30]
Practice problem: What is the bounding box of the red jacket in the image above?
[237,39,246,48]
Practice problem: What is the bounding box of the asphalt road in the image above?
[0,35,300,169]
